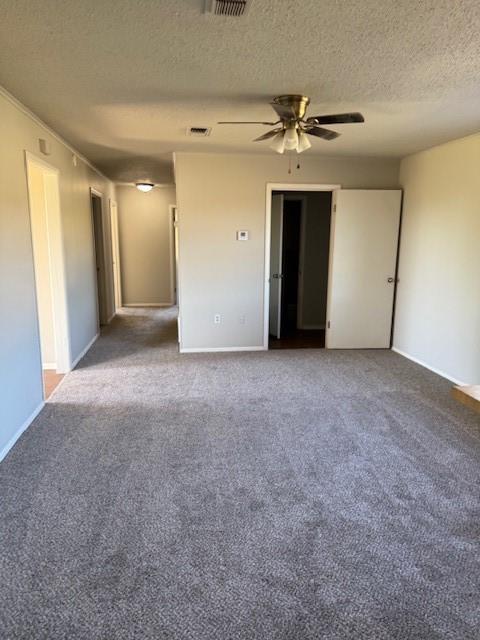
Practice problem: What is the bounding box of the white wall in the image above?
[0,87,116,460]
[116,185,176,306]
[393,133,480,384]
[175,152,400,351]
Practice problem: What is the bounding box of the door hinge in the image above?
[327,321,331,329]
[333,204,337,213]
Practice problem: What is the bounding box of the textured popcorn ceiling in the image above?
[1,0,480,181]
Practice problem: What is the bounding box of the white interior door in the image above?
[326,189,402,348]
[269,194,284,338]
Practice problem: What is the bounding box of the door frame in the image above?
[169,204,177,305]
[109,199,122,310]
[170,204,181,345]
[264,183,340,349]
[25,151,72,377]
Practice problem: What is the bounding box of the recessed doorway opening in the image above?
[25,152,71,398]
[90,190,109,327]
[265,184,402,351]
[267,186,336,349]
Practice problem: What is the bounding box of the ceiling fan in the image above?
[218,95,364,154]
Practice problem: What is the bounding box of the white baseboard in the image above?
[0,401,45,462]
[180,346,267,354]
[106,312,116,324]
[42,362,57,370]
[391,347,467,386]
[123,303,172,308]
[70,332,99,369]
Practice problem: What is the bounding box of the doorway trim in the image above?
[168,204,177,305]
[25,151,72,375]
[263,183,341,349]
[109,199,122,310]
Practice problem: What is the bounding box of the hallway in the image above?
[1,308,479,639]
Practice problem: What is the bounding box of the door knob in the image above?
[272,273,283,279]
[387,277,395,283]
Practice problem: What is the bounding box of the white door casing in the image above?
[110,200,122,310]
[170,205,178,306]
[326,189,402,349]
[25,152,72,375]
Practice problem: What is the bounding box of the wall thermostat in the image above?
[236,230,249,241]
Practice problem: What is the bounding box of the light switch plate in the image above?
[236,230,249,241]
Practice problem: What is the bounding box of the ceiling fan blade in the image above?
[218,121,279,125]
[304,126,340,141]
[306,112,364,125]
[253,128,283,142]
[270,102,297,120]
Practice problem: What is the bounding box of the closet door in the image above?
[326,190,401,348]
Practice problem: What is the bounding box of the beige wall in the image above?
[0,88,115,459]
[117,185,176,306]
[175,152,400,351]
[394,133,480,384]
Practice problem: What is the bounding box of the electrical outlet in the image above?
[214,314,221,324]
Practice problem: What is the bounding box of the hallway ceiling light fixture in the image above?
[136,182,154,192]
[218,95,364,154]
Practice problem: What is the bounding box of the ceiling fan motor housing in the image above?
[273,95,310,120]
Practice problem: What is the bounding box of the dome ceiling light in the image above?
[136,182,154,192]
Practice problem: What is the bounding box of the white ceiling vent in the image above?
[205,0,251,17]
[188,127,212,137]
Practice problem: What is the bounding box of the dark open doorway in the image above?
[90,192,108,327]
[269,191,332,349]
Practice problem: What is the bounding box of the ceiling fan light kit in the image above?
[283,126,299,151]
[218,94,364,154]
[269,131,286,154]
[297,130,312,153]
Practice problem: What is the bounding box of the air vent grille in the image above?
[206,0,250,17]
[188,127,211,137]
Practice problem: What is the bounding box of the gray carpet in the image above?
[1,307,479,639]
